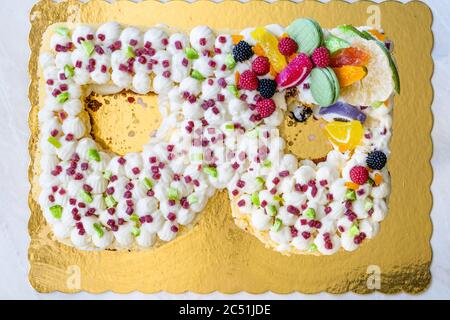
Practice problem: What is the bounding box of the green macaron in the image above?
[310,67,340,106]
[286,18,323,55]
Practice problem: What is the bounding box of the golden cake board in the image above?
[28,0,433,294]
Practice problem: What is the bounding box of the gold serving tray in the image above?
[28,0,433,294]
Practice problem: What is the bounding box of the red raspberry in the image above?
[350,166,369,185]
[278,37,298,56]
[312,47,330,68]
[252,56,270,75]
[256,99,276,118]
[238,70,259,91]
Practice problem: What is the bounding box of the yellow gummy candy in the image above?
[324,120,363,152]
[251,27,287,73]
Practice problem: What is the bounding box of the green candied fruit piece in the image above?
[168,187,180,201]
[185,47,199,60]
[309,243,318,252]
[346,189,357,201]
[251,192,260,206]
[88,149,101,162]
[304,208,316,219]
[55,26,70,37]
[103,170,112,180]
[227,84,239,97]
[225,123,235,131]
[367,178,375,186]
[364,198,374,211]
[350,224,360,236]
[324,34,350,54]
[190,153,203,162]
[256,177,265,186]
[187,194,198,205]
[79,190,93,204]
[47,136,61,149]
[203,166,218,178]
[371,101,384,109]
[64,64,75,78]
[131,226,141,237]
[247,129,259,138]
[130,214,140,225]
[105,195,117,208]
[142,177,153,190]
[81,40,95,57]
[191,70,205,81]
[272,218,282,232]
[93,223,104,238]
[125,46,136,59]
[49,205,63,219]
[263,159,272,168]
[225,53,236,70]
[273,195,283,203]
[267,204,278,217]
[56,92,70,104]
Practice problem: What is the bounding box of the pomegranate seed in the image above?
[237,199,246,207]
[302,231,311,239]
[98,34,105,41]
[170,225,179,233]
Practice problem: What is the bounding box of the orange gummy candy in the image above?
[368,29,386,41]
[373,173,384,186]
[330,47,370,68]
[333,66,367,87]
[232,35,244,45]
[345,182,360,190]
[253,43,266,56]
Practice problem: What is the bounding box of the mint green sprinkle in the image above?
[131,226,141,237]
[79,190,93,204]
[350,224,360,236]
[168,187,180,201]
[103,170,112,180]
[55,26,70,37]
[64,64,75,78]
[263,159,272,168]
[81,40,94,57]
[142,177,153,190]
[346,189,357,201]
[225,53,236,70]
[47,136,61,149]
[227,84,239,97]
[272,218,282,232]
[364,199,374,211]
[56,92,69,104]
[105,195,117,208]
[203,166,218,178]
[87,149,101,162]
[185,48,199,60]
[251,192,260,206]
[191,70,205,81]
[93,223,104,238]
[309,243,318,252]
[304,208,316,219]
[125,46,135,58]
[187,194,198,205]
[49,205,63,219]
[267,205,278,217]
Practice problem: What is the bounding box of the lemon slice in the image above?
[339,38,396,106]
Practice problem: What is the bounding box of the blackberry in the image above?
[366,150,387,170]
[258,79,277,99]
[291,106,312,123]
[232,41,254,62]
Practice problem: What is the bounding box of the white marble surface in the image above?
[0,0,448,299]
